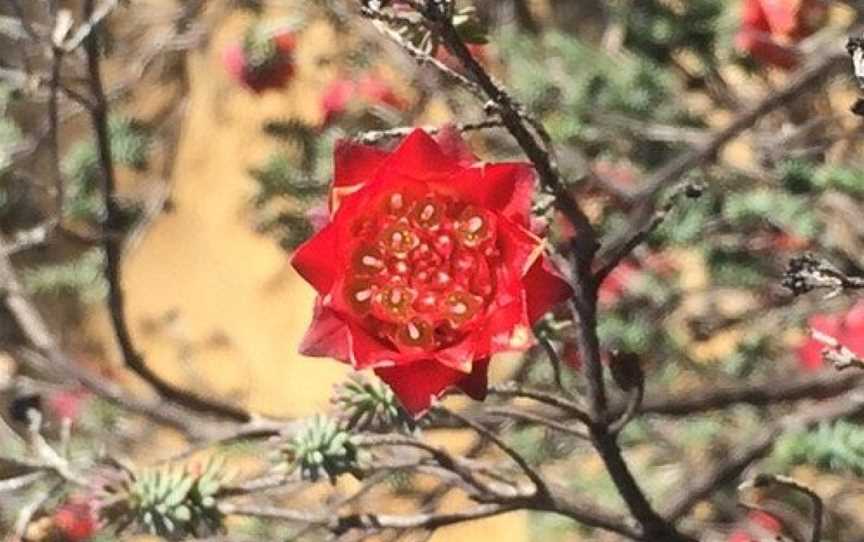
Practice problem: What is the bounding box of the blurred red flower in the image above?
[598,260,640,307]
[46,388,90,422]
[735,0,827,70]
[53,500,98,542]
[321,73,408,125]
[223,29,297,93]
[797,300,864,371]
[727,510,783,541]
[292,128,571,414]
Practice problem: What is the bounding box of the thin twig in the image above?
[663,389,864,522]
[355,118,504,144]
[437,406,551,499]
[596,51,848,275]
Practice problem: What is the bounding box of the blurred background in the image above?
[4,0,864,540]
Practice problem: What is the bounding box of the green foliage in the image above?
[23,249,108,303]
[723,189,820,238]
[249,152,327,203]
[250,120,336,250]
[332,376,416,433]
[618,0,724,64]
[707,247,769,288]
[500,29,691,168]
[62,116,151,223]
[284,415,361,482]
[113,459,226,539]
[775,421,864,476]
[263,119,322,171]
[0,83,22,174]
[597,312,660,353]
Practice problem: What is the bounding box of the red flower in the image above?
[223,28,297,93]
[797,300,864,371]
[598,260,640,307]
[321,73,408,126]
[735,0,827,70]
[53,500,98,542]
[727,510,783,541]
[46,388,90,422]
[292,128,572,414]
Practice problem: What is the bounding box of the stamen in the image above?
[362,255,383,268]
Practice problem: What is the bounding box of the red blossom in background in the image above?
[223,28,297,93]
[727,510,783,541]
[598,260,640,307]
[321,73,408,126]
[46,388,90,422]
[292,128,571,414]
[53,499,98,542]
[735,0,827,70]
[797,300,864,371]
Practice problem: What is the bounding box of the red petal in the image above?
[735,29,799,70]
[482,296,534,356]
[497,216,544,277]
[333,140,389,189]
[347,320,426,369]
[291,221,340,294]
[374,357,491,415]
[434,125,477,166]
[435,335,478,372]
[299,299,351,362]
[456,358,490,400]
[384,129,461,181]
[444,163,536,225]
[742,0,771,31]
[523,256,572,323]
[759,0,798,37]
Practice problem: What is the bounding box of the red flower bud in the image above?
[321,73,408,126]
[53,500,98,542]
[223,28,297,93]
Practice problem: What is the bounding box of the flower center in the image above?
[344,190,499,352]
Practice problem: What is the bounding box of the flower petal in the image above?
[497,216,545,278]
[384,129,462,180]
[374,357,491,416]
[333,140,389,189]
[523,256,573,323]
[456,358,490,401]
[445,163,536,225]
[291,221,340,294]
[483,297,534,356]
[347,320,427,369]
[433,125,477,166]
[299,298,351,362]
